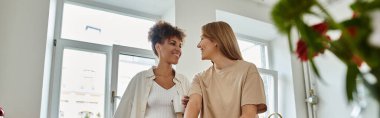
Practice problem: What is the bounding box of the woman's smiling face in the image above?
[197,35,218,60]
[156,36,183,64]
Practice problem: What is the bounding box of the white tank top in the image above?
[145,81,177,118]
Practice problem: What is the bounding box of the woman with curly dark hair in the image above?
[114,21,190,118]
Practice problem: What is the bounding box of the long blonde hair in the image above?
[202,21,243,60]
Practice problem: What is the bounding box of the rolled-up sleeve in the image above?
[241,64,267,113]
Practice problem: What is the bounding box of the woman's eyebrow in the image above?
[169,40,176,43]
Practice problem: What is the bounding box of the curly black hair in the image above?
[148,21,185,56]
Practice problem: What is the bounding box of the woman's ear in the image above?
[155,43,161,56]
[155,44,160,50]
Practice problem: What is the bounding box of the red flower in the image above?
[312,22,329,34]
[312,22,332,47]
[347,26,357,37]
[296,39,318,61]
[296,22,331,61]
[351,55,363,67]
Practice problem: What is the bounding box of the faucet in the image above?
[0,106,4,118]
[268,112,283,118]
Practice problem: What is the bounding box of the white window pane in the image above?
[237,39,267,68]
[59,49,106,118]
[61,3,154,50]
[116,55,155,108]
[258,73,275,118]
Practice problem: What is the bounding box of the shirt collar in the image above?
[145,66,181,82]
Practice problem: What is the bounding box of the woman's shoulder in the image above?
[174,72,190,83]
[134,70,147,78]
[130,68,154,81]
[237,60,261,75]
[237,60,258,69]
[193,66,214,79]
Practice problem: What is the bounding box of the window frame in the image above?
[236,33,271,69]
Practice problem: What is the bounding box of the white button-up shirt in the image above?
[113,67,190,118]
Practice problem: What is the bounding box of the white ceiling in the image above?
[92,0,174,16]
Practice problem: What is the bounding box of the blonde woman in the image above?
[114,21,190,118]
[184,21,267,118]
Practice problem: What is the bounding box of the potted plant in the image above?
[271,0,380,106]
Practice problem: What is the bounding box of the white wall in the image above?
[271,36,302,118]
[0,0,54,118]
[313,52,353,118]
[313,52,379,118]
[175,0,215,79]
[161,6,175,26]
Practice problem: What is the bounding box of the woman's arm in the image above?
[240,104,258,118]
[184,94,202,118]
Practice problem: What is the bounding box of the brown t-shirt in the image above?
[188,60,267,118]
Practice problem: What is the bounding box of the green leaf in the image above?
[309,59,320,78]
[287,30,295,53]
[341,15,380,68]
[271,1,293,34]
[346,64,359,102]
[271,0,315,34]
[328,39,354,64]
[351,0,380,13]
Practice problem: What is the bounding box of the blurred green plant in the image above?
[271,0,380,104]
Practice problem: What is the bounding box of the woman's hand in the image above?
[182,96,189,108]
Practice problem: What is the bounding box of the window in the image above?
[61,3,155,50]
[59,49,106,118]
[237,38,269,69]
[49,3,157,118]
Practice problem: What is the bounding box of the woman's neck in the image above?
[211,53,237,70]
[154,62,174,77]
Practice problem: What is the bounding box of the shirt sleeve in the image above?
[113,72,140,118]
[188,74,202,96]
[241,64,267,113]
[179,74,191,96]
